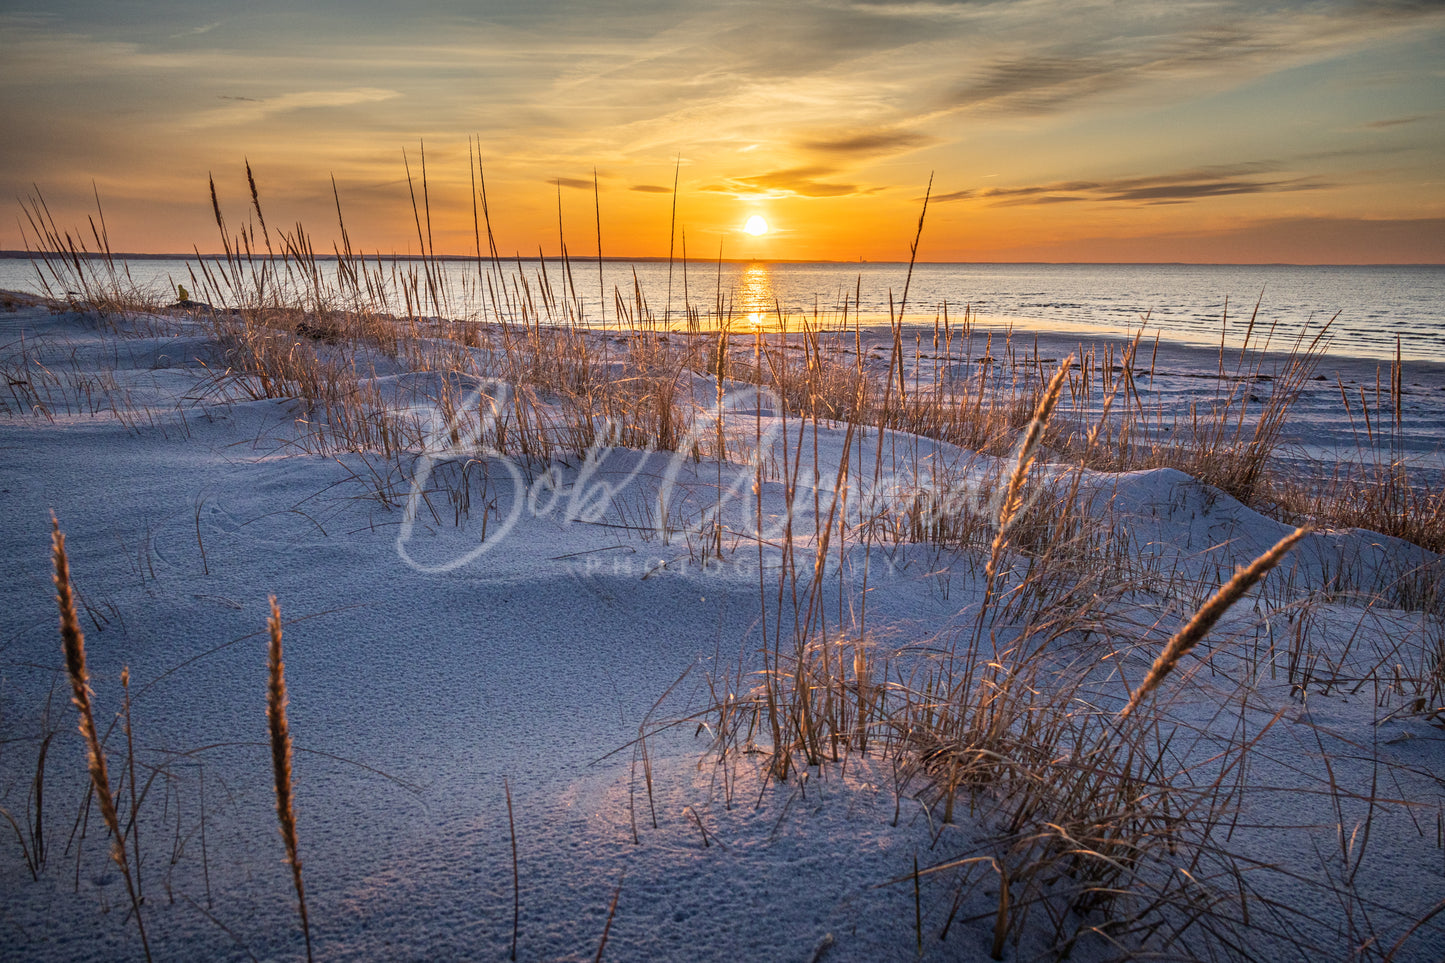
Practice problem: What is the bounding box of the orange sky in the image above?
[3,1,1443,263]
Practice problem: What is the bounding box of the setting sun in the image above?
[743,215,769,236]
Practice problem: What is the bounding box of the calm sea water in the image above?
[4,257,1442,363]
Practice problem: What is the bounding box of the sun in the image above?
[743,215,769,236]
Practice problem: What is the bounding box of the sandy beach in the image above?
[2,290,1442,961]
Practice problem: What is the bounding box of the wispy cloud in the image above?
[930,189,975,203]
[702,166,883,198]
[1102,177,1328,203]
[933,165,1332,206]
[941,4,1445,117]
[630,184,673,193]
[190,88,400,128]
[171,21,222,39]
[1361,114,1429,129]
[550,176,596,190]
[947,54,1140,115]
[797,127,934,157]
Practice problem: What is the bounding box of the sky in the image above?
[2,0,1443,263]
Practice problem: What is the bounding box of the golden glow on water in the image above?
[737,262,774,329]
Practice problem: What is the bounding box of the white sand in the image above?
[2,300,1442,961]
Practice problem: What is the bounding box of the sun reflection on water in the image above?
[737,262,774,330]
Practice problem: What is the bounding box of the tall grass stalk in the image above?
[979,354,1073,633]
[267,596,313,963]
[52,514,152,962]
[1120,525,1313,719]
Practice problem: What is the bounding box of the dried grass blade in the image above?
[1120,526,1312,719]
[267,596,313,963]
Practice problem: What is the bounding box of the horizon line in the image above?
[3,251,1442,268]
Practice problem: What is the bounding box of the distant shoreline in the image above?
[2,251,1441,268]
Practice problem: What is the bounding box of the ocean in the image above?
[3,256,1442,363]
